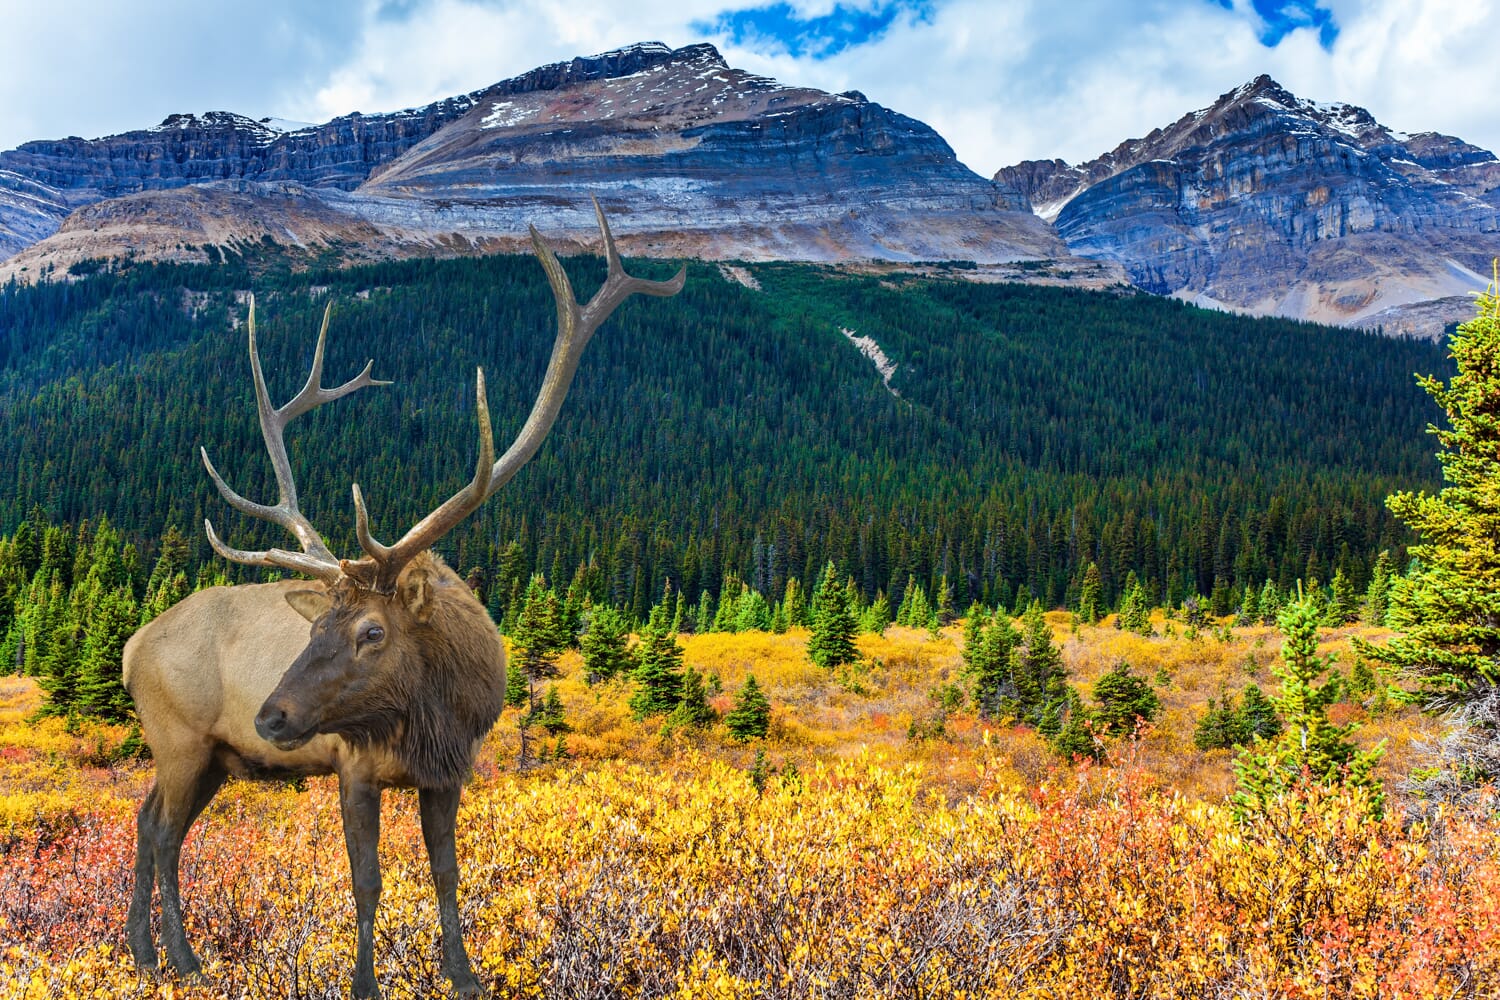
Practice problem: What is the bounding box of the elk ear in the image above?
[400,566,437,623]
[285,589,332,623]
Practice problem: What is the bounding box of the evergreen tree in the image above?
[862,590,892,635]
[1117,576,1153,636]
[663,667,717,733]
[967,611,1020,719]
[1077,562,1102,625]
[1091,661,1162,736]
[1234,593,1385,818]
[75,586,139,722]
[725,674,772,741]
[1014,601,1066,726]
[1238,683,1283,742]
[1235,582,1261,627]
[579,605,633,684]
[733,587,772,632]
[1363,550,1393,627]
[531,686,571,737]
[1327,567,1359,626]
[630,598,685,718]
[934,575,954,626]
[1194,691,1248,751]
[1258,579,1283,627]
[781,577,807,629]
[807,561,858,670]
[509,576,567,710]
[1371,284,1500,699]
[695,590,715,634]
[1050,687,1102,762]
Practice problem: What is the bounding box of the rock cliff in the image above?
[996,75,1500,329]
[0,42,1061,271]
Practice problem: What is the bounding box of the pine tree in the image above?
[695,590,715,634]
[1014,601,1066,725]
[1077,562,1102,625]
[630,597,685,718]
[663,667,717,733]
[1236,582,1261,627]
[862,590,892,635]
[1194,691,1248,751]
[1117,576,1153,636]
[531,686,570,736]
[725,674,772,741]
[1363,550,1393,626]
[934,575,954,626]
[75,586,139,722]
[510,576,567,709]
[1371,283,1500,699]
[1258,579,1283,627]
[967,611,1020,719]
[781,577,807,629]
[1238,683,1282,741]
[807,561,858,670]
[1050,687,1101,761]
[580,605,633,683]
[1328,567,1359,626]
[1091,661,1161,736]
[1234,593,1385,818]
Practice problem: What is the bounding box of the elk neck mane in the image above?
[330,552,505,788]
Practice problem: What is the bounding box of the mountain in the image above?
[996,75,1500,331]
[0,42,1063,277]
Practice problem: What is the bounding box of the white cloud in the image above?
[2,0,1497,179]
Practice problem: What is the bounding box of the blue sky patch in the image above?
[1212,0,1339,50]
[695,2,935,60]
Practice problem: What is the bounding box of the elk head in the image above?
[203,199,684,759]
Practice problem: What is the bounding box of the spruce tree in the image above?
[75,586,139,722]
[630,598,685,718]
[1014,601,1066,726]
[807,561,858,670]
[1372,283,1500,698]
[781,577,807,629]
[862,590,892,635]
[580,605,633,683]
[663,667,717,733]
[1091,661,1161,736]
[510,576,567,709]
[1234,593,1384,818]
[968,612,1020,719]
[1363,550,1393,626]
[1077,562,1102,625]
[725,674,772,741]
[1328,567,1359,626]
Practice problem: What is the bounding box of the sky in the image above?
[2,0,1497,178]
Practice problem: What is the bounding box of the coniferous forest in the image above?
[0,250,1448,627]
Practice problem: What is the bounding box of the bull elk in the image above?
[122,201,684,998]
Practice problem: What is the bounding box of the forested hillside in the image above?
[0,251,1448,620]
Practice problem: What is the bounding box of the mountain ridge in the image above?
[2,52,1497,336]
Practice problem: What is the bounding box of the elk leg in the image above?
[340,778,383,1000]
[154,759,227,976]
[419,786,482,997]
[126,787,162,969]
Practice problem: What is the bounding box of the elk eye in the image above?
[363,625,385,644]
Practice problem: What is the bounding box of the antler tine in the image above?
[202,294,390,583]
[349,200,683,592]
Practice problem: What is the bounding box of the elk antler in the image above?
[202,297,391,584]
[346,197,685,593]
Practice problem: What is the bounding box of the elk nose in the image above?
[255,705,289,741]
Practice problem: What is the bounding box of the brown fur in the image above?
[123,551,503,997]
